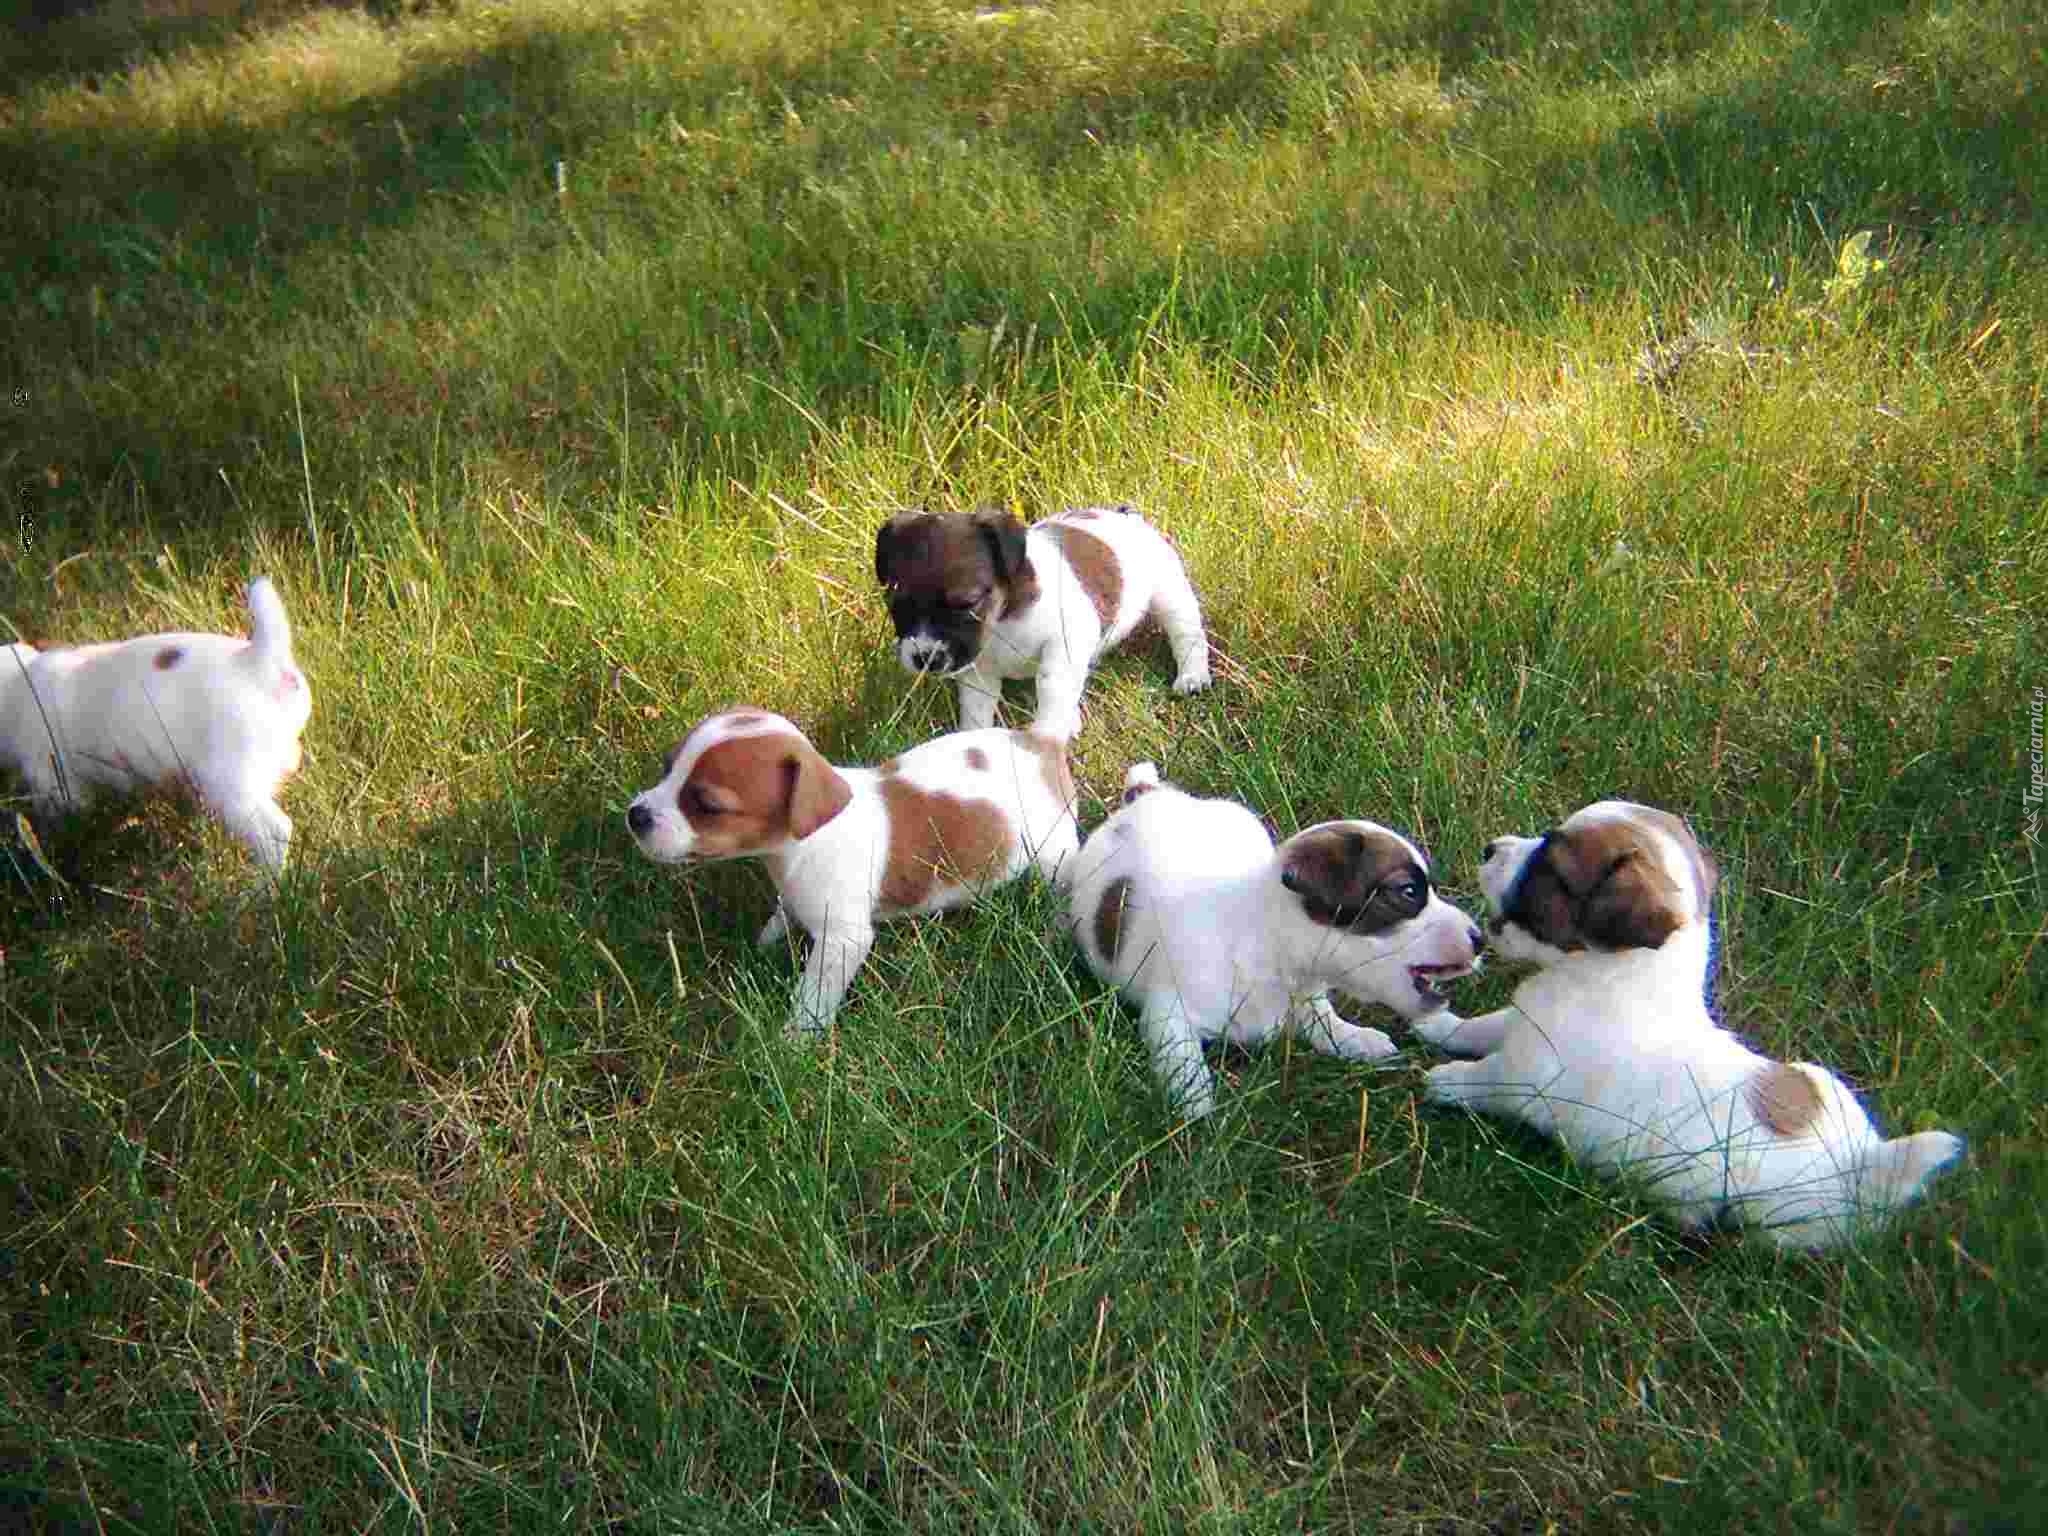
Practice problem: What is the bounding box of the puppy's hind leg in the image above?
[1138,998,1215,1121]
[1149,571,1211,695]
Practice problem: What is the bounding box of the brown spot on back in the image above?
[154,645,184,671]
[1018,729,1075,805]
[1046,523,1121,628]
[878,779,1015,911]
[965,746,990,771]
[1747,1062,1826,1137]
[1094,876,1133,963]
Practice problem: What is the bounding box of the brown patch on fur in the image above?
[1623,804,1719,911]
[965,746,990,771]
[683,735,852,855]
[153,645,183,671]
[1518,819,1686,951]
[878,756,901,776]
[999,552,1041,619]
[1018,730,1075,805]
[1094,876,1133,963]
[1121,778,1158,806]
[1747,1062,1826,1137]
[723,711,768,729]
[1047,523,1121,628]
[1280,823,1429,935]
[877,779,1014,911]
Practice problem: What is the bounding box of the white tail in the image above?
[1862,1131,1966,1214]
[241,577,295,663]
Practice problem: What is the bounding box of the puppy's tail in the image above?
[1859,1130,1966,1216]
[241,577,297,664]
[1120,761,1161,806]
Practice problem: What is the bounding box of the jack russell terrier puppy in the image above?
[626,708,1081,1038]
[1,577,312,871]
[873,504,1211,740]
[1061,762,1482,1120]
[1416,800,1965,1250]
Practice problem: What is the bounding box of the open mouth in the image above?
[1409,960,1476,1001]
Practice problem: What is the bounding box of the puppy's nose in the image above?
[1482,839,1501,861]
[626,803,653,837]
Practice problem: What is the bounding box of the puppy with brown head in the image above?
[873,503,1211,740]
[1417,800,1965,1250]
[1061,762,1482,1120]
[626,708,1080,1039]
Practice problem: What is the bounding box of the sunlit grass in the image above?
[0,0,2042,1530]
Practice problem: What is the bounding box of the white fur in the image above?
[0,578,312,871]
[1061,762,1482,1119]
[1417,800,1966,1250]
[626,710,1080,1038]
[957,508,1209,740]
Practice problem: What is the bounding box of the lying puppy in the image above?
[626,708,1081,1037]
[1061,762,1482,1119]
[873,504,1211,740]
[1,577,312,871]
[1417,800,1964,1250]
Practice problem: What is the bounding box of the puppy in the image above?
[626,708,1081,1038]
[873,504,1211,740]
[1061,762,1482,1119]
[1,577,312,870]
[1416,800,1965,1250]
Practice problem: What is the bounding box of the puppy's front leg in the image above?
[757,904,790,948]
[955,665,1004,731]
[1411,1007,1515,1058]
[1290,993,1398,1062]
[788,922,875,1041]
[212,794,294,873]
[1028,661,1087,743]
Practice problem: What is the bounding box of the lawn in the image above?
[1,0,2042,1529]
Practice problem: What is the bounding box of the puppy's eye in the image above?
[680,785,723,818]
[1380,876,1427,910]
[944,589,989,612]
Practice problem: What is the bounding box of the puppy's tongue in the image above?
[1410,961,1473,998]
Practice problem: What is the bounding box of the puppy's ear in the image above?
[1280,826,1371,924]
[971,509,1029,582]
[1577,847,1685,950]
[874,512,925,586]
[783,748,853,840]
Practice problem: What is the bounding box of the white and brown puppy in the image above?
[1061,762,1482,1120]
[1417,800,1965,1250]
[873,504,1211,741]
[0,577,312,871]
[626,708,1081,1038]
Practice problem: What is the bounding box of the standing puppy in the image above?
[1417,800,1965,1250]
[874,504,1211,740]
[0,577,312,870]
[626,708,1081,1038]
[1062,762,1482,1119]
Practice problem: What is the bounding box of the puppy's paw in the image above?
[1409,1012,1463,1049]
[1171,660,1213,695]
[1333,1024,1399,1062]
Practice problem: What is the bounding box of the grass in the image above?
[1,0,2043,1528]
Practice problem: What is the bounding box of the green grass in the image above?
[1,0,2043,1529]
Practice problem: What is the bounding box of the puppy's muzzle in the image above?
[897,635,958,675]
